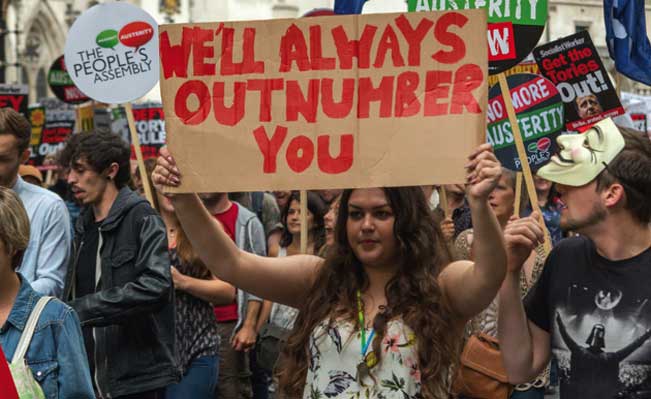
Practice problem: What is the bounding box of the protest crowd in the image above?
[1,1,651,399]
[0,108,650,399]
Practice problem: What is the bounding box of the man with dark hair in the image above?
[0,107,71,296]
[60,130,179,398]
[498,118,651,399]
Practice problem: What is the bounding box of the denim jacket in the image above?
[0,274,94,399]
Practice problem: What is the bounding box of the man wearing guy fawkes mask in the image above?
[497,119,651,399]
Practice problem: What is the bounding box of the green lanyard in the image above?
[356,290,375,356]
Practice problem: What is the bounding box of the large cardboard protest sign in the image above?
[64,2,160,104]
[0,84,28,116]
[130,104,166,160]
[48,55,90,104]
[408,0,547,75]
[488,73,563,172]
[533,31,623,131]
[159,11,488,192]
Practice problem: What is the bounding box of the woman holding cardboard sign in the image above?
[152,144,509,398]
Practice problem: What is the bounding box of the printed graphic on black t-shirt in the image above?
[525,236,651,399]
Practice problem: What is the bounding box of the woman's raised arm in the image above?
[153,148,324,308]
[438,144,508,320]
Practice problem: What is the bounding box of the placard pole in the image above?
[124,102,154,207]
[300,190,308,254]
[498,73,552,254]
[438,186,449,219]
[514,172,523,217]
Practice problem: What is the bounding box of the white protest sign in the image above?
[64,2,159,104]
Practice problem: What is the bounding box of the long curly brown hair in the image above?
[276,187,462,398]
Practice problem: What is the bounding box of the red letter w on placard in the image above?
[487,22,516,61]
[160,28,193,78]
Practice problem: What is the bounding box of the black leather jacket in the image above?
[63,187,180,398]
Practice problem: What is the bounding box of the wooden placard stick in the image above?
[438,186,450,219]
[124,102,154,207]
[497,73,552,254]
[514,172,523,217]
[300,190,308,254]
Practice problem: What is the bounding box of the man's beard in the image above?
[561,201,607,232]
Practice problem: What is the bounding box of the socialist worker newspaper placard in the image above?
[159,10,488,192]
[534,31,624,131]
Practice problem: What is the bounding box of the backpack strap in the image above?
[11,297,53,364]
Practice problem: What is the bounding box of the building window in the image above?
[575,23,590,34]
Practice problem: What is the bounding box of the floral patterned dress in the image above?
[305,319,422,399]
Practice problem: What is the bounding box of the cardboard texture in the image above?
[534,31,624,131]
[408,0,547,75]
[159,10,488,192]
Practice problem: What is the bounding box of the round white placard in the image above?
[64,2,159,104]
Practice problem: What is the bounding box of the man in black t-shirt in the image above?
[497,119,651,399]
